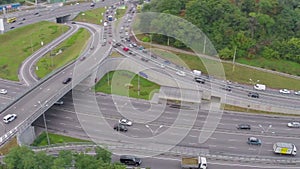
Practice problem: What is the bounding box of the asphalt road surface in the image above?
[32,91,300,159]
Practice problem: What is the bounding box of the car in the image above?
[248,92,259,98]
[22,18,26,21]
[54,100,64,105]
[142,49,147,53]
[151,54,157,59]
[10,26,15,29]
[129,44,133,48]
[123,47,129,52]
[113,123,128,132]
[34,12,39,15]
[3,114,17,124]
[221,85,232,92]
[62,77,72,84]
[120,155,142,166]
[279,89,290,94]
[128,51,136,55]
[160,64,165,68]
[71,21,76,24]
[0,89,7,95]
[237,124,251,130]
[194,77,205,84]
[18,22,23,25]
[141,57,149,62]
[119,118,132,126]
[294,91,300,95]
[116,42,121,46]
[247,137,261,145]
[176,71,186,77]
[287,122,300,128]
[132,43,137,47]
[79,56,86,61]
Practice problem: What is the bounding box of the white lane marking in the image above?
[248,148,256,151]
[228,139,238,142]
[210,137,217,140]
[60,123,66,125]
[131,128,141,131]
[228,146,236,149]
[189,135,198,138]
[209,145,217,147]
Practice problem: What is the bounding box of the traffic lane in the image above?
[0,83,27,98]
[126,46,300,108]
[3,0,119,32]
[37,105,300,159]
[207,129,300,157]
[20,24,79,85]
[1,65,76,134]
[56,93,300,140]
[111,155,181,169]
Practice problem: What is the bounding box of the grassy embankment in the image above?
[35,28,90,78]
[74,7,106,25]
[31,132,91,147]
[150,49,300,90]
[0,21,69,81]
[93,70,160,100]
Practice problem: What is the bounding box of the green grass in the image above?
[109,51,123,58]
[236,57,300,76]
[93,70,160,100]
[0,21,69,81]
[35,28,90,78]
[222,104,300,117]
[31,132,91,147]
[115,6,127,19]
[150,49,300,90]
[74,7,106,25]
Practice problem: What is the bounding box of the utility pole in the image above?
[203,36,206,54]
[232,46,237,72]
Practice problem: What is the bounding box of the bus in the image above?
[7,17,16,24]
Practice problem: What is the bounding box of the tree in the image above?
[51,150,73,169]
[4,146,36,169]
[95,147,111,163]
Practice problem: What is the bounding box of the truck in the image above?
[192,70,201,77]
[254,84,266,91]
[273,142,297,156]
[181,156,207,169]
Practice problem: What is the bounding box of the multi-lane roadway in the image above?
[1,0,300,168]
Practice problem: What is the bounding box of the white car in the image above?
[294,91,300,95]
[287,122,300,128]
[3,114,17,123]
[119,118,132,126]
[176,71,186,77]
[279,89,290,94]
[0,89,7,95]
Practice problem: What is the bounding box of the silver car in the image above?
[287,122,300,128]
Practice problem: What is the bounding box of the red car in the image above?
[123,47,129,52]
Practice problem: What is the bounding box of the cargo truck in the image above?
[273,142,297,156]
[181,156,207,169]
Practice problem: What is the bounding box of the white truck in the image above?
[181,156,207,169]
[192,70,202,77]
[273,142,297,156]
[254,84,266,91]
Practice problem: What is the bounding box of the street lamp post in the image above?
[258,124,272,155]
[38,101,51,146]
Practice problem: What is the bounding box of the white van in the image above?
[192,70,201,77]
[254,84,266,91]
[3,114,17,124]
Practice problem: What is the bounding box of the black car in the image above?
[116,42,121,46]
[248,92,259,98]
[194,77,205,84]
[113,123,128,132]
[10,26,15,29]
[221,85,232,91]
[141,57,149,62]
[237,124,251,130]
[62,77,72,84]
[34,12,39,15]
[71,21,76,24]
[120,155,142,166]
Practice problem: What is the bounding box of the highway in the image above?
[0,0,300,168]
[33,91,300,159]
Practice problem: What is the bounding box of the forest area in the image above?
[141,0,300,75]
